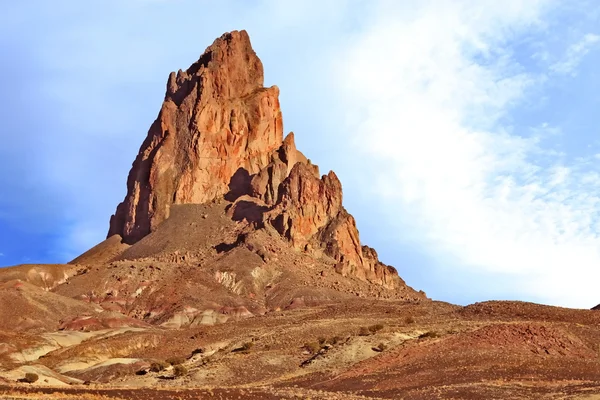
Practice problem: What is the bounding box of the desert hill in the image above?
[1,30,600,399]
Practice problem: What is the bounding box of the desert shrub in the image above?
[304,342,321,354]
[419,331,439,339]
[173,364,188,377]
[405,316,415,324]
[166,357,185,366]
[23,373,39,383]
[358,326,371,336]
[368,324,384,334]
[329,336,343,345]
[150,361,169,372]
[200,356,212,366]
[233,341,254,353]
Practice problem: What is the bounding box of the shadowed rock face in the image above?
[108,29,404,288]
[108,30,283,244]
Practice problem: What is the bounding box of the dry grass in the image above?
[173,365,188,378]
[368,324,384,334]
[358,327,371,336]
[23,373,38,383]
[303,342,321,354]
[418,331,439,339]
[0,391,116,400]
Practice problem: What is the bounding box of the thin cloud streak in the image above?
[550,33,600,76]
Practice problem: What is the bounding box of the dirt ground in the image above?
[2,300,600,399]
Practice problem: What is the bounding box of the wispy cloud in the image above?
[333,0,600,307]
[550,33,600,76]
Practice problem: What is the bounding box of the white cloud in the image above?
[332,0,600,308]
[550,33,600,76]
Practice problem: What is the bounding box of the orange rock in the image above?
[109,30,283,244]
[108,30,406,289]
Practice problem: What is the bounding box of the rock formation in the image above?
[108,30,283,244]
[109,30,402,288]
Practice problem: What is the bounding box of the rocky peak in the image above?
[166,30,264,104]
[108,30,283,244]
[108,30,409,290]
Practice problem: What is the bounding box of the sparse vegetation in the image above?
[369,324,385,334]
[405,316,416,324]
[358,326,371,336]
[304,342,321,354]
[166,357,185,366]
[329,336,343,345]
[150,361,169,372]
[173,364,188,377]
[23,373,39,383]
[199,356,213,366]
[233,341,255,353]
[419,331,439,339]
[318,336,327,345]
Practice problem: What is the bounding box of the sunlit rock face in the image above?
[108,29,407,289]
[108,30,283,244]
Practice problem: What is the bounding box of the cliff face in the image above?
[229,133,401,289]
[108,31,283,244]
[108,30,403,288]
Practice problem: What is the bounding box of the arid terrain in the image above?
[1,31,600,399]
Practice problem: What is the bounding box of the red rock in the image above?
[107,30,408,290]
[261,151,402,288]
[265,162,342,249]
[109,30,283,244]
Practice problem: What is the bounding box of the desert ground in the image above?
[2,30,600,399]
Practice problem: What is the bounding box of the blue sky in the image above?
[1,0,600,308]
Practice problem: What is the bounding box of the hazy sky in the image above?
[2,0,600,308]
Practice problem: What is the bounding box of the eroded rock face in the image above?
[109,30,405,289]
[232,134,403,288]
[108,30,283,244]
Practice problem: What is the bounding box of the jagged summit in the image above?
[107,30,409,290]
[108,30,283,244]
